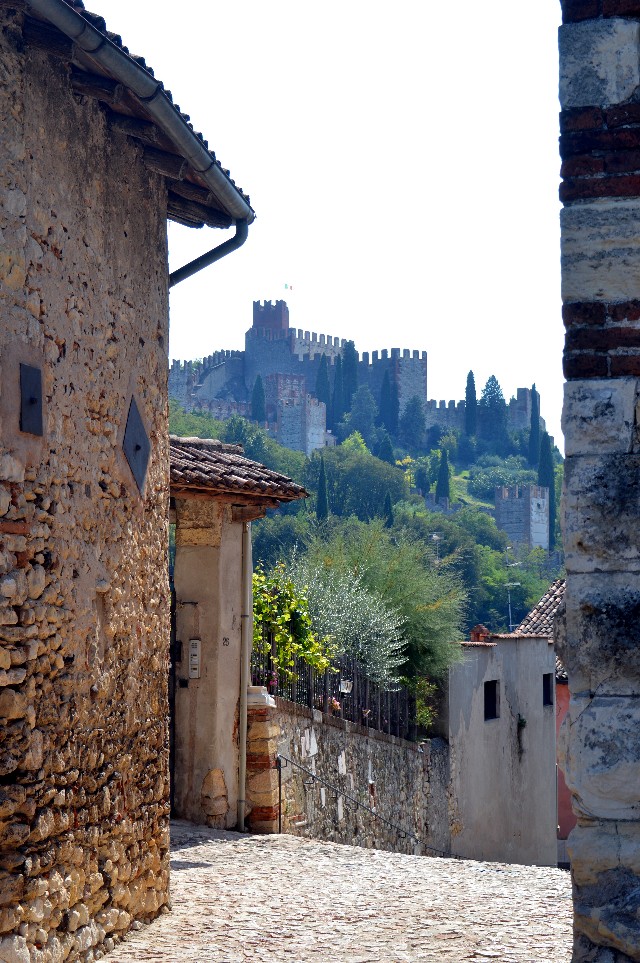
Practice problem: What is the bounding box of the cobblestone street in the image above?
[107,821,573,963]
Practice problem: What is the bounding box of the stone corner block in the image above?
[561,199,640,304]
[563,454,640,571]
[563,380,637,456]
[559,19,640,110]
[563,692,640,821]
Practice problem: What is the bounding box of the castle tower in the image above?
[252,300,290,334]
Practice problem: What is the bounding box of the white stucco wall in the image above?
[172,498,243,829]
[448,638,557,866]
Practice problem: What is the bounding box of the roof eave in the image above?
[24,0,255,224]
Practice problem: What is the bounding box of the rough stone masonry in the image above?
[0,8,171,961]
[559,1,640,960]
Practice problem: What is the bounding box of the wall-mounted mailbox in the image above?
[20,363,43,436]
[188,639,201,679]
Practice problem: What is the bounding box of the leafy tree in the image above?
[464,371,477,437]
[253,564,335,680]
[251,374,266,424]
[315,354,331,409]
[316,455,329,521]
[376,430,395,465]
[528,384,540,468]
[478,375,508,449]
[435,449,450,503]
[341,431,369,454]
[342,340,359,411]
[169,399,225,440]
[287,556,405,686]
[252,514,311,569]
[468,455,538,502]
[383,491,394,528]
[538,431,556,550]
[399,395,426,450]
[414,461,430,494]
[331,355,345,428]
[338,385,378,446]
[301,522,465,679]
[305,446,406,521]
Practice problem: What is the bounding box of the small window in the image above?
[543,673,554,706]
[484,680,500,721]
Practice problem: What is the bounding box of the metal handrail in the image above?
[276,752,459,860]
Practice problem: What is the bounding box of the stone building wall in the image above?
[558,2,640,959]
[495,484,550,550]
[245,701,452,859]
[1,14,170,962]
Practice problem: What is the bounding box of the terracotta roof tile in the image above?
[169,436,307,503]
[515,579,566,638]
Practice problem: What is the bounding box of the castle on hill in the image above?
[169,300,542,455]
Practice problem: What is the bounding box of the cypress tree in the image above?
[435,449,450,503]
[251,374,266,424]
[342,341,358,411]
[383,491,394,528]
[332,356,345,427]
[528,384,540,467]
[464,370,477,437]
[315,353,330,409]
[376,430,395,465]
[537,431,555,551]
[316,456,329,521]
[478,375,508,447]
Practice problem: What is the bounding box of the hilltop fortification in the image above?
[169,301,541,454]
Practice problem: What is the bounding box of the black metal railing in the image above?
[276,752,457,858]
[251,647,417,741]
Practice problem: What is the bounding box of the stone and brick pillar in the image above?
[245,702,283,833]
[559,3,640,959]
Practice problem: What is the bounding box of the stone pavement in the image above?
[107,820,573,963]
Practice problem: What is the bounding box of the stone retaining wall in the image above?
[245,700,451,858]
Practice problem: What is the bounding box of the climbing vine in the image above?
[253,563,336,679]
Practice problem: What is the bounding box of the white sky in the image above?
[106,0,564,446]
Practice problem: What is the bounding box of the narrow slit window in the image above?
[543,672,554,707]
[484,679,499,721]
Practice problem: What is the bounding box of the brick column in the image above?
[559,3,640,960]
[245,704,282,833]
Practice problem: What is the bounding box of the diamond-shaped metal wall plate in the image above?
[19,363,43,436]
[123,396,150,494]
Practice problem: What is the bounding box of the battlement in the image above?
[170,350,243,372]
[495,484,548,502]
[252,299,290,333]
[361,349,427,366]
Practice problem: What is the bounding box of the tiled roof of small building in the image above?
[24,0,254,226]
[515,579,566,638]
[169,436,307,503]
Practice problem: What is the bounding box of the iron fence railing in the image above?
[251,646,417,741]
[276,752,457,858]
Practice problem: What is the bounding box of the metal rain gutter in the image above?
[25,0,254,225]
[169,219,248,288]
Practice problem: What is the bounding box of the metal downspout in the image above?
[169,219,248,288]
[237,521,252,831]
